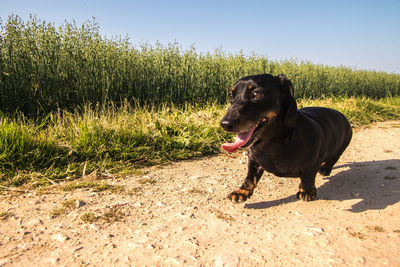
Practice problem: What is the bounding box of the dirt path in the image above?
[1,121,400,266]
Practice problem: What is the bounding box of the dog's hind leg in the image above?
[227,156,264,203]
[297,168,318,201]
[318,160,336,176]
[319,134,352,176]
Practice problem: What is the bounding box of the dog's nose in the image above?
[220,119,234,131]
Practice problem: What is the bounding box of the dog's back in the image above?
[299,107,352,147]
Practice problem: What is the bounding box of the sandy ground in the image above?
[0,121,400,266]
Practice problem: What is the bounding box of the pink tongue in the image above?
[221,128,255,153]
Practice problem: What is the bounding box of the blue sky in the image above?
[1,0,399,73]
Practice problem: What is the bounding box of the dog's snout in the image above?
[220,119,234,131]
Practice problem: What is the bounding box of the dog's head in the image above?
[220,74,297,152]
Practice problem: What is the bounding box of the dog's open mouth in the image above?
[221,118,266,153]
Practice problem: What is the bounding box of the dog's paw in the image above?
[227,189,252,203]
[296,187,317,201]
[318,165,332,176]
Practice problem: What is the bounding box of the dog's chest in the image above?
[250,143,301,177]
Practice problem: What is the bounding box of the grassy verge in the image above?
[1,97,399,188]
[299,97,400,126]
[0,103,229,188]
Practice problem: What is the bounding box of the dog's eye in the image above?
[252,91,263,100]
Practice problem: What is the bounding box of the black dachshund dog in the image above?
[221,74,352,202]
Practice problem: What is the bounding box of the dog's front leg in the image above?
[227,156,264,203]
[297,168,318,201]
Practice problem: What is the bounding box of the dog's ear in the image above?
[284,96,298,128]
[278,74,297,128]
[278,74,294,96]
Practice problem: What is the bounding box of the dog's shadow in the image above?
[244,159,400,213]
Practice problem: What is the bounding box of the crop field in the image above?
[0,15,400,187]
[1,16,399,115]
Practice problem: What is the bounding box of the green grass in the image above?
[80,208,125,224]
[49,198,84,218]
[0,102,230,187]
[300,97,400,126]
[1,15,399,116]
[102,208,125,223]
[49,207,66,218]
[60,181,113,192]
[62,199,79,209]
[0,97,399,188]
[81,212,98,223]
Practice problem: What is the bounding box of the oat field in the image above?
[1,15,399,116]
